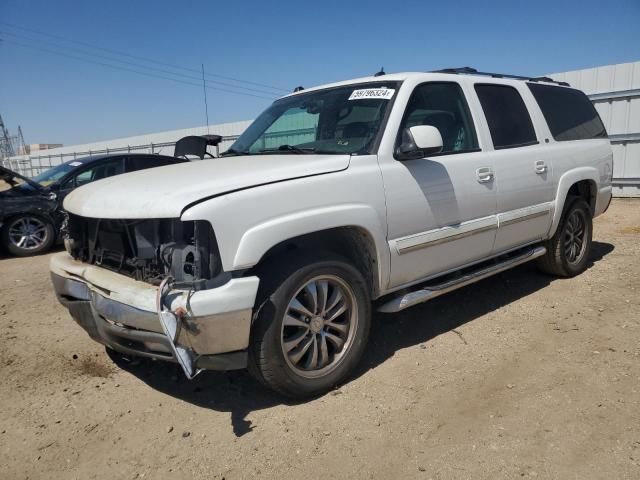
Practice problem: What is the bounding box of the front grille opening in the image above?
[65,215,220,286]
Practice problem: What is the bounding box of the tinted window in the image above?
[398,82,478,154]
[475,84,537,149]
[230,81,400,155]
[126,155,179,172]
[73,158,124,187]
[527,83,607,141]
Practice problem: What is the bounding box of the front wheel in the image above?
[2,215,55,256]
[248,253,371,398]
[537,197,593,277]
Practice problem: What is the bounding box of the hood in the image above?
[0,165,45,192]
[64,154,350,219]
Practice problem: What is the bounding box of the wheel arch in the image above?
[245,224,386,300]
[549,168,598,238]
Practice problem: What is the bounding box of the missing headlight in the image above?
[66,215,221,288]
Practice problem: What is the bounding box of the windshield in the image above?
[32,162,80,186]
[227,81,401,156]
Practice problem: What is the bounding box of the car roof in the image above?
[284,71,571,98]
[59,152,178,166]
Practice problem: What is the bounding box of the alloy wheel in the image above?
[564,210,587,264]
[280,275,358,379]
[8,217,49,251]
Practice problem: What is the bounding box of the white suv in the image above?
[51,68,613,398]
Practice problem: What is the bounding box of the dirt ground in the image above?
[0,199,638,480]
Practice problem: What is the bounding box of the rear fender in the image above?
[548,167,599,237]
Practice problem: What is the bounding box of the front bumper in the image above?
[50,252,260,370]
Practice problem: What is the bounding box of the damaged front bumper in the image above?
[50,252,259,372]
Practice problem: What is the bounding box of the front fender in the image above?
[234,202,388,267]
[181,164,390,292]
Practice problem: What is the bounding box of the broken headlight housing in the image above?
[64,214,221,289]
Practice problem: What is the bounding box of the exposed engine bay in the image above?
[64,213,220,288]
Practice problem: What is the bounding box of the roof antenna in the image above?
[201,64,210,135]
[374,67,385,77]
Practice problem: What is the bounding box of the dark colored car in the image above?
[0,153,188,256]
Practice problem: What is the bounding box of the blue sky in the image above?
[1,0,639,146]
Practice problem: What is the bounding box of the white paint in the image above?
[408,125,443,151]
[53,70,613,325]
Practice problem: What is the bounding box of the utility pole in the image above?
[0,114,16,160]
[18,126,27,155]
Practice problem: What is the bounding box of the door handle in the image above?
[476,167,494,183]
[535,160,547,174]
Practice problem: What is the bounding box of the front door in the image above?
[379,81,498,288]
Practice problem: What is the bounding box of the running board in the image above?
[378,246,547,313]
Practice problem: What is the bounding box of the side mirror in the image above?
[397,125,443,160]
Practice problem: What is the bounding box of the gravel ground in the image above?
[0,199,638,480]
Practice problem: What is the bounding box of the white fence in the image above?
[2,120,252,177]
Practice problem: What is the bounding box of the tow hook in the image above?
[156,277,202,379]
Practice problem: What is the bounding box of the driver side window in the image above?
[398,82,479,155]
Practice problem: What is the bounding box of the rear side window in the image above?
[74,158,125,187]
[527,83,607,141]
[475,84,537,149]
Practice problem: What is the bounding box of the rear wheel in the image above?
[2,215,55,256]
[537,197,592,277]
[248,252,371,398]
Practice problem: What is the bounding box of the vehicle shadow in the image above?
[108,241,614,437]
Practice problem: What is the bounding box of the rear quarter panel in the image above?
[546,138,612,236]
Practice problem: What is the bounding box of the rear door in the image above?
[474,83,555,253]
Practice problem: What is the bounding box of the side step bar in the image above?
[378,246,547,313]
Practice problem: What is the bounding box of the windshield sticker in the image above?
[69,161,83,166]
[348,88,395,101]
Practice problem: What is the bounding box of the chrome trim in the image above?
[395,202,553,255]
[497,202,553,228]
[52,273,253,357]
[395,216,498,254]
[499,209,549,227]
[378,246,547,313]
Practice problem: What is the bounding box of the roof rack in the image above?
[432,67,570,86]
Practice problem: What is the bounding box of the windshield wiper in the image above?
[258,144,316,154]
[220,148,250,157]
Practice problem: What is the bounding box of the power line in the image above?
[1,30,280,96]
[0,21,289,93]
[1,38,277,101]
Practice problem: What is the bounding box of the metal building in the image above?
[549,61,640,197]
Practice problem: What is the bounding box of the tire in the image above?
[2,215,56,256]
[248,251,371,399]
[537,197,592,277]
